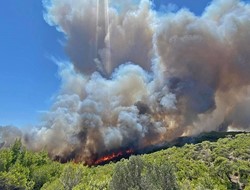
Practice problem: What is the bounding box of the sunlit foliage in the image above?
[0,133,249,189]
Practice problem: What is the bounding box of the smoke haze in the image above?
[2,0,250,163]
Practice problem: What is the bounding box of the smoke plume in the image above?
[2,0,250,164]
[0,126,22,148]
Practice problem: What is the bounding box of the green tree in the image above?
[31,162,62,190]
[59,163,86,190]
[110,156,144,190]
[110,156,179,190]
[0,163,34,190]
[142,162,179,190]
[0,149,13,172]
[10,139,24,164]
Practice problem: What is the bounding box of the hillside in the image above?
[0,132,249,189]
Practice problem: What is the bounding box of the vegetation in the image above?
[144,133,250,189]
[0,133,249,189]
[0,139,62,190]
[109,156,178,190]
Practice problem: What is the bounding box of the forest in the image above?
[0,132,249,190]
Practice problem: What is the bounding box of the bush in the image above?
[109,156,179,190]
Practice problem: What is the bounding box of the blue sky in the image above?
[0,0,216,127]
[0,0,66,127]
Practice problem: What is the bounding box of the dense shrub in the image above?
[0,133,249,189]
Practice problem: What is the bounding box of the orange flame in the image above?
[94,149,134,165]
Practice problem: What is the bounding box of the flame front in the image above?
[94,149,134,165]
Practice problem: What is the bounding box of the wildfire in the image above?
[94,149,134,165]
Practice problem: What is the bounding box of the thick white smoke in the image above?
[2,0,250,163]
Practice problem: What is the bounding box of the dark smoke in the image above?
[1,0,250,164]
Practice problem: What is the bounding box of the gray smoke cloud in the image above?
[2,0,250,164]
[44,0,153,75]
[0,126,22,148]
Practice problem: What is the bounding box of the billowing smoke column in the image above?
[2,0,250,164]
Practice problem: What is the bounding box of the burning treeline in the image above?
[1,0,250,165]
